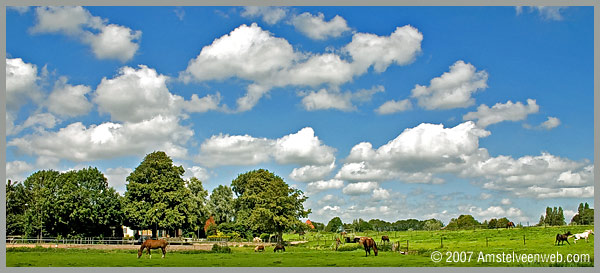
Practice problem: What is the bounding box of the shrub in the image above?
[260,233,270,241]
[336,243,362,252]
[211,244,232,253]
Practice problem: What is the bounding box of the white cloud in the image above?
[30,6,140,61]
[460,205,527,222]
[196,127,336,179]
[411,60,488,110]
[479,193,492,200]
[8,115,193,162]
[463,99,539,128]
[372,188,391,199]
[104,167,132,194]
[6,58,43,111]
[94,65,182,123]
[47,77,93,117]
[500,198,512,205]
[342,181,378,195]
[307,179,345,193]
[344,25,423,73]
[9,113,59,136]
[290,162,336,182]
[375,99,412,115]
[241,6,287,25]
[299,85,384,112]
[181,23,422,112]
[316,205,341,216]
[6,161,35,182]
[182,93,223,113]
[292,12,350,40]
[186,166,210,182]
[540,116,560,130]
[82,24,142,62]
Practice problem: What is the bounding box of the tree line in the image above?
[6,151,309,243]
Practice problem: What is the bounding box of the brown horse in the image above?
[381,235,390,244]
[254,245,265,252]
[362,237,378,257]
[274,244,285,252]
[506,222,515,229]
[555,231,572,246]
[138,239,168,259]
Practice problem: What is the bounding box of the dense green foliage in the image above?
[231,169,310,242]
[208,185,234,224]
[538,206,566,226]
[571,203,594,225]
[6,168,123,238]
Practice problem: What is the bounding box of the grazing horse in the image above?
[335,238,342,250]
[506,222,515,229]
[555,231,572,246]
[254,245,265,252]
[381,235,390,244]
[273,244,285,252]
[138,239,168,259]
[362,237,378,257]
[340,232,347,237]
[569,230,594,244]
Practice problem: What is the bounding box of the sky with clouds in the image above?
[5,6,594,225]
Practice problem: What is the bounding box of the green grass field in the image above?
[6,225,594,267]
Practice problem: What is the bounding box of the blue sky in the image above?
[5,6,594,225]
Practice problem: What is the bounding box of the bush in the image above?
[260,233,270,241]
[211,244,232,253]
[336,243,362,252]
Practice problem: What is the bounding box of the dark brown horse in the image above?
[274,244,285,252]
[138,239,168,259]
[555,231,572,246]
[381,235,390,244]
[362,237,378,257]
[506,222,515,229]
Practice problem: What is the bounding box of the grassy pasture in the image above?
[6,225,594,267]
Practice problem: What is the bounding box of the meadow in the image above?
[6,225,594,267]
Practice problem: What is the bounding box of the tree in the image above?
[557,207,565,226]
[571,202,594,225]
[537,215,545,226]
[487,218,498,229]
[208,185,235,224]
[352,218,372,232]
[423,219,443,231]
[325,217,344,232]
[123,151,192,238]
[6,180,28,235]
[22,170,61,238]
[183,177,209,237]
[497,217,510,228]
[231,169,310,244]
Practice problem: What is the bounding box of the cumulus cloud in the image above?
[375,99,412,114]
[540,116,560,130]
[292,12,350,40]
[30,6,141,61]
[463,99,539,128]
[8,113,59,136]
[342,181,379,195]
[372,187,391,199]
[307,179,345,194]
[241,6,287,25]
[299,85,384,112]
[104,167,132,194]
[8,115,194,162]
[6,58,43,111]
[411,60,488,110]
[6,161,35,182]
[181,23,422,112]
[196,127,336,180]
[500,198,512,205]
[47,77,93,117]
[343,25,423,73]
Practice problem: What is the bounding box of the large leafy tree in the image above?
[22,170,60,238]
[123,151,192,238]
[231,169,310,243]
[325,217,344,232]
[208,185,235,224]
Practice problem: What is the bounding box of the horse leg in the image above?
[162,247,166,258]
[148,248,152,259]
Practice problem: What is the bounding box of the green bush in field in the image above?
[211,244,232,253]
[337,243,362,251]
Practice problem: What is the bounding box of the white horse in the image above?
[253,237,262,243]
[569,229,594,243]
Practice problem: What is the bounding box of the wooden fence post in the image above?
[486,237,488,247]
[440,237,443,248]
[523,235,526,245]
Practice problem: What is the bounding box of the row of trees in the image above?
[571,203,594,225]
[7,151,309,242]
[313,217,445,232]
[538,206,566,226]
